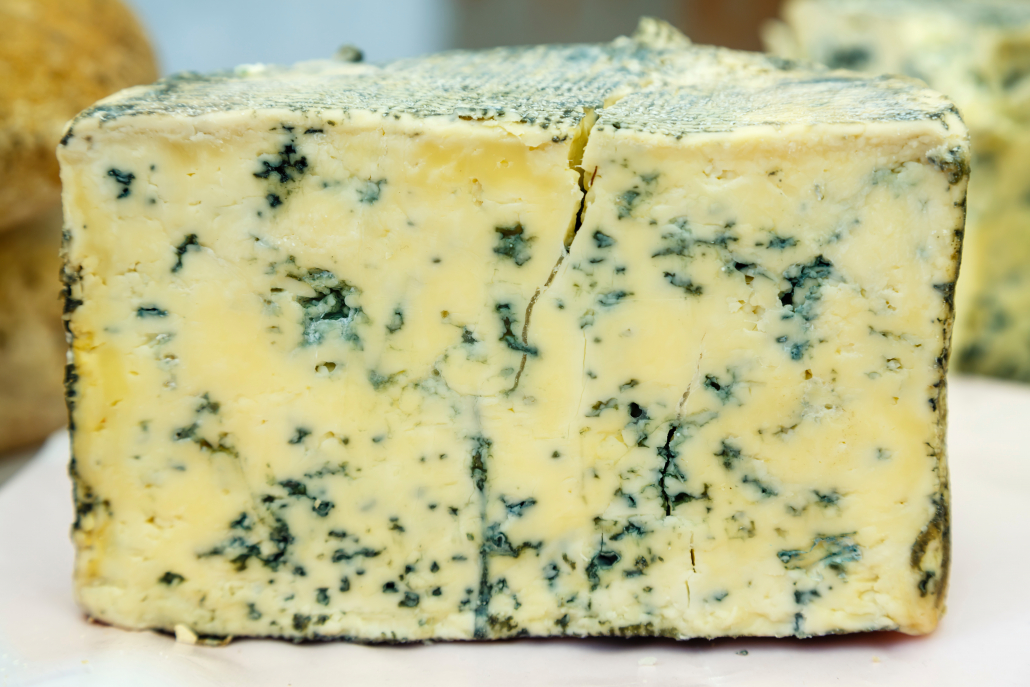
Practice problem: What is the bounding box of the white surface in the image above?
[1,376,1028,686]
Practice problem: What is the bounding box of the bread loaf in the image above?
[0,0,158,231]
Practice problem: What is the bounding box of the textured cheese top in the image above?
[599,47,961,137]
[67,20,961,142]
[71,44,643,136]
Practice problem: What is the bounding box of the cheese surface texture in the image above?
[59,22,967,642]
[766,0,1030,381]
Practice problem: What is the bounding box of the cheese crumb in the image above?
[174,624,198,645]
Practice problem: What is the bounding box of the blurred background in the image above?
[0,0,785,485]
[132,0,782,73]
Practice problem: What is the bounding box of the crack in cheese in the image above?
[766,0,1030,381]
[59,20,967,642]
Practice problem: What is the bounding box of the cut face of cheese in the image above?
[766,0,1030,381]
[59,20,967,642]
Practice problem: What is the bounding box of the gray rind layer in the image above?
[65,33,962,139]
[599,49,962,136]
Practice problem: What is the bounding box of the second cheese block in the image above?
[59,21,967,641]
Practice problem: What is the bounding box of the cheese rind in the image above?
[766,0,1030,381]
[60,22,966,641]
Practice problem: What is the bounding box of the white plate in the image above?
[1,376,1028,687]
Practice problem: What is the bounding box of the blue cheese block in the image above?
[58,20,967,642]
[766,0,1030,380]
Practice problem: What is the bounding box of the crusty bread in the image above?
[0,207,65,451]
[0,0,158,231]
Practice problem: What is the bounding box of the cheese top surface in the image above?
[72,25,960,139]
[59,20,967,642]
